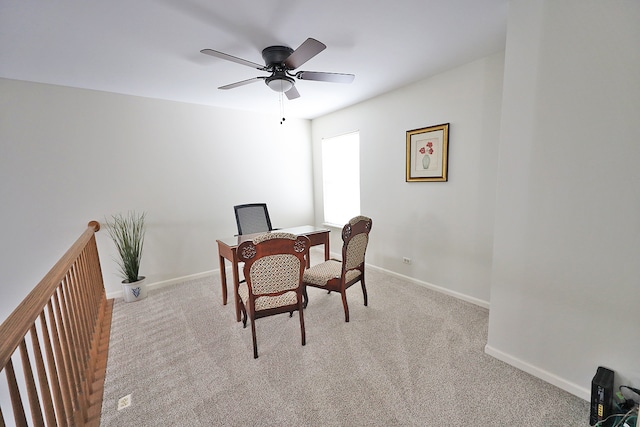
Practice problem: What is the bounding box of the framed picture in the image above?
[406,123,449,182]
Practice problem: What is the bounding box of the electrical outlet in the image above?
[403,257,411,265]
[117,394,132,410]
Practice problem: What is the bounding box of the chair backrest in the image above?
[341,216,373,272]
[234,203,274,235]
[237,232,310,298]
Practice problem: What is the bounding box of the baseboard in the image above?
[366,263,490,310]
[367,263,589,401]
[108,255,488,310]
[106,258,590,405]
[320,248,489,309]
[108,256,488,310]
[484,344,590,401]
[105,270,216,300]
[363,259,589,402]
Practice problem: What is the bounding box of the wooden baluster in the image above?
[42,302,68,426]
[5,358,28,427]
[61,279,87,425]
[18,338,44,426]
[65,268,90,423]
[30,319,56,426]
[1,404,7,427]
[80,249,99,402]
[74,258,92,417]
[52,288,78,426]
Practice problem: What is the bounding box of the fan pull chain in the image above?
[279,92,286,125]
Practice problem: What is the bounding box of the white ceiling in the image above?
[0,0,508,119]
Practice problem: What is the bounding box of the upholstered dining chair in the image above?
[234,203,275,235]
[236,232,310,358]
[302,216,373,322]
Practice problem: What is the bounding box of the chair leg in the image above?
[361,278,368,307]
[341,291,350,323]
[302,286,309,308]
[250,317,259,358]
[298,302,306,346]
[241,303,248,328]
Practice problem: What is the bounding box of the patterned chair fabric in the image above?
[302,260,361,287]
[236,232,309,358]
[302,216,372,322]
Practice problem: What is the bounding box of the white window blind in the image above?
[321,131,360,226]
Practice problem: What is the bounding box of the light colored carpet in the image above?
[100,256,589,426]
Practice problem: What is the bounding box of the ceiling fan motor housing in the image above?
[262,46,296,92]
[261,46,294,68]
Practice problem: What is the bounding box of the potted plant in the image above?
[105,211,147,302]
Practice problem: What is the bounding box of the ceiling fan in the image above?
[200,38,355,100]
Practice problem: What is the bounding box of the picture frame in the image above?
[406,123,449,182]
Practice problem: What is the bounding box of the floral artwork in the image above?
[418,140,437,170]
[406,123,449,182]
[419,141,434,156]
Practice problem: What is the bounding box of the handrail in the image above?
[0,221,113,427]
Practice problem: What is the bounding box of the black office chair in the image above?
[234,203,275,235]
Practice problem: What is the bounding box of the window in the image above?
[321,131,360,226]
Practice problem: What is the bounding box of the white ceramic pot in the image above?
[122,276,147,302]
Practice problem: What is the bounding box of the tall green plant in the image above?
[105,211,146,283]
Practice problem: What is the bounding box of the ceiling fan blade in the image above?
[219,77,265,90]
[285,86,300,100]
[201,49,266,70]
[284,38,326,70]
[296,71,355,84]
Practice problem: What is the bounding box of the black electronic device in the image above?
[590,366,615,425]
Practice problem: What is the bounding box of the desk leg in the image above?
[232,259,241,322]
[323,233,330,261]
[218,255,228,305]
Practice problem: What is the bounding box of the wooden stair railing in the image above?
[0,221,113,427]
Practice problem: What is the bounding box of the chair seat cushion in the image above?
[238,283,297,311]
[303,259,361,287]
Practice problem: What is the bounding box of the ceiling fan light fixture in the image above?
[266,75,295,93]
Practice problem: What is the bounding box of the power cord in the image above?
[620,385,640,401]
[594,385,640,427]
[612,406,638,427]
[595,405,638,427]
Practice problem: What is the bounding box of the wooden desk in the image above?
[216,226,330,321]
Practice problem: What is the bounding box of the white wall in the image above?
[3,0,638,403]
[0,78,314,322]
[486,0,640,400]
[311,52,505,307]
